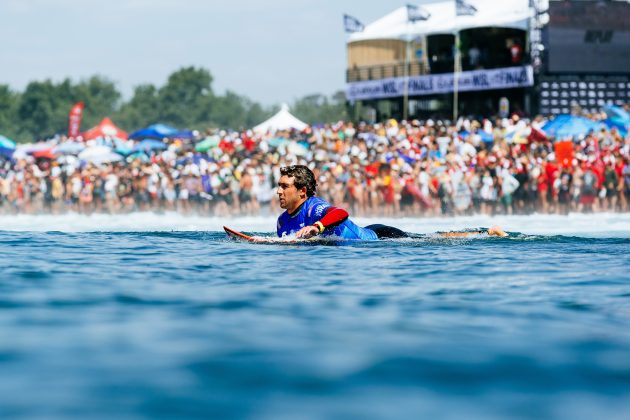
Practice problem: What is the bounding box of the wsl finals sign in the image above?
[346,66,534,102]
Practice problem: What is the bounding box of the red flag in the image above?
[68,102,84,138]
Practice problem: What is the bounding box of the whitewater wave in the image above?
[0,212,629,237]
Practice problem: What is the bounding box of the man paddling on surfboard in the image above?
[276,165,507,240]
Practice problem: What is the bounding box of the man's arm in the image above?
[295,206,349,239]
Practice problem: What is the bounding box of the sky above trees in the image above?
[0,0,428,105]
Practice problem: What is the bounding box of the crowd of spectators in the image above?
[1,111,629,218]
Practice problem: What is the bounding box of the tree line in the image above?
[0,66,348,143]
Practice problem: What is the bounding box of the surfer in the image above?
[276,165,507,240]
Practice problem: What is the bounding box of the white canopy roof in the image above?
[349,0,532,43]
[253,104,308,134]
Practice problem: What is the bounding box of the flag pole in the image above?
[403,22,410,121]
[453,30,460,121]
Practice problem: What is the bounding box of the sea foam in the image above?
[0,212,629,237]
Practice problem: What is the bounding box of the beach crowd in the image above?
[1,112,630,217]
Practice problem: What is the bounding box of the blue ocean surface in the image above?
[0,214,629,419]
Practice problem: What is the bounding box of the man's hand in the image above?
[295,225,319,239]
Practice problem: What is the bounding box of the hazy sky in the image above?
[0,0,438,106]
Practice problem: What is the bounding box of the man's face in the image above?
[277,175,306,212]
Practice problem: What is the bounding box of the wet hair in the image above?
[280,165,317,197]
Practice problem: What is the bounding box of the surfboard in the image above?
[222,226,349,245]
[223,226,298,244]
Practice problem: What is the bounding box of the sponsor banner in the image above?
[346,66,533,102]
[68,101,84,138]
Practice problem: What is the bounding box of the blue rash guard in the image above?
[277,196,378,240]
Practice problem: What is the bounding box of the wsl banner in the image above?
[346,66,534,102]
[67,101,84,138]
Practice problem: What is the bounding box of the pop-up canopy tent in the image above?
[348,0,532,42]
[82,118,128,141]
[253,104,308,134]
[128,123,195,140]
[129,123,178,140]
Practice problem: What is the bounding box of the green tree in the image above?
[291,90,348,125]
[75,76,121,129]
[18,80,66,140]
[0,85,20,141]
[115,84,160,131]
[158,66,214,128]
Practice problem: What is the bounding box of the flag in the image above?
[407,4,431,22]
[67,101,84,138]
[456,0,477,16]
[343,14,364,33]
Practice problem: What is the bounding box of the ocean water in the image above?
[0,213,629,419]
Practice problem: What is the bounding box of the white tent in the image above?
[348,0,532,42]
[253,104,308,134]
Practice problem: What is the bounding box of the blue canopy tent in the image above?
[129,124,179,140]
[542,115,602,140]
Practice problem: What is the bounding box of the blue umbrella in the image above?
[602,105,630,123]
[0,135,16,150]
[132,139,167,153]
[115,147,134,156]
[268,137,289,148]
[542,115,601,139]
[53,141,85,155]
[126,151,150,162]
[129,123,179,140]
[602,118,628,136]
[0,135,17,158]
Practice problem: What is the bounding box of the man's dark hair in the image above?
[280,165,317,197]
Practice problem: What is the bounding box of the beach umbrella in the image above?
[84,152,123,165]
[78,146,116,162]
[31,149,57,160]
[76,145,121,164]
[0,135,16,158]
[115,146,134,156]
[287,141,308,157]
[53,141,85,155]
[0,135,16,149]
[195,135,220,152]
[132,139,167,153]
[268,137,289,148]
[602,105,630,123]
[601,118,628,136]
[126,151,150,162]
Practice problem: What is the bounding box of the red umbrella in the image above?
[31,149,57,160]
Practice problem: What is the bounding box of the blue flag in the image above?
[407,4,431,22]
[343,14,364,33]
[456,0,477,16]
